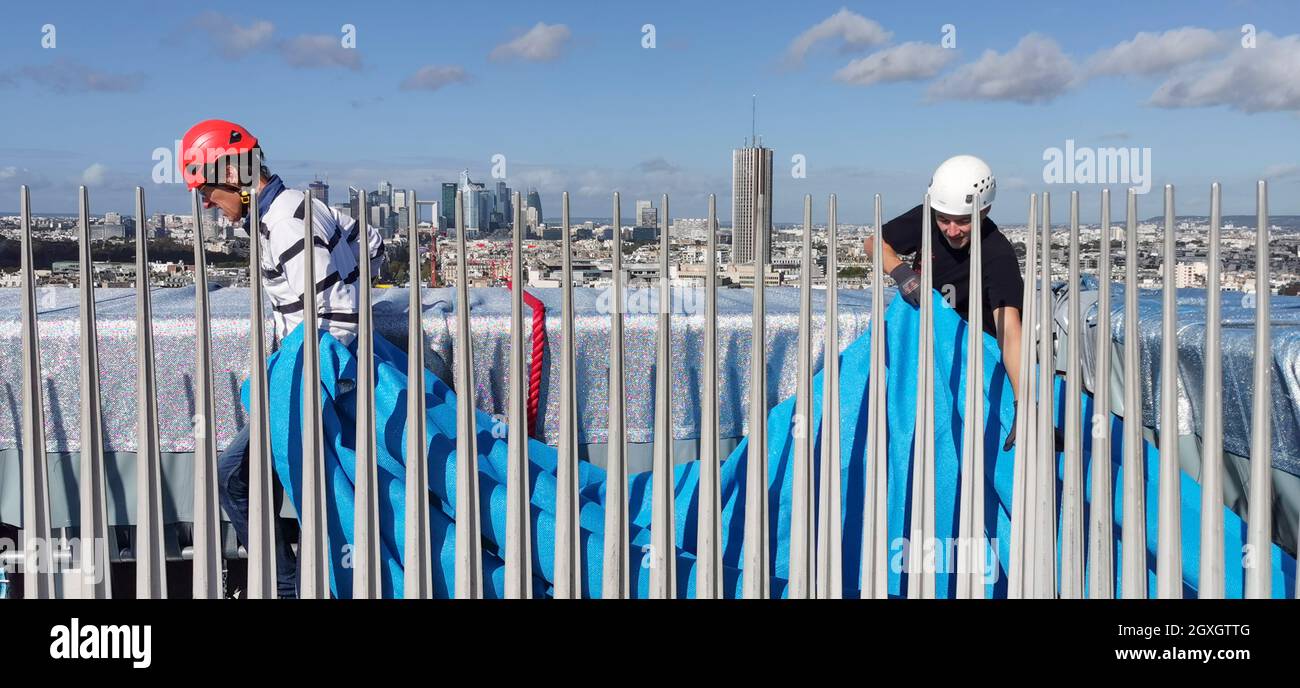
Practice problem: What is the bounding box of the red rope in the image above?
[503,276,546,438]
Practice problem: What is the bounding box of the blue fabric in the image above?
[244,291,1296,598]
[254,174,286,222]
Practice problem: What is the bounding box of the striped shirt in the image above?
[258,188,386,345]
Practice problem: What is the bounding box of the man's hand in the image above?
[889,264,922,307]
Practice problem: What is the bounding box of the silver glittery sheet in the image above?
[1050,278,1300,478]
[0,286,878,453]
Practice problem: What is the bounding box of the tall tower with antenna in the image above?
[733,94,772,266]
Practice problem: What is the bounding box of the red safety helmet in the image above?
[180,119,260,192]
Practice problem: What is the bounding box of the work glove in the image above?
[889,264,922,308]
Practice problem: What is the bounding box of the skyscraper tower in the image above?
[526,189,543,225]
[441,182,458,229]
[732,142,773,265]
[309,178,329,206]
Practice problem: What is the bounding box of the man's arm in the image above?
[995,306,1023,404]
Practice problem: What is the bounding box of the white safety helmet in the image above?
[927,155,996,216]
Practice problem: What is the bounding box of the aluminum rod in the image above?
[817,193,844,600]
[907,196,936,599]
[696,193,722,599]
[603,193,630,599]
[134,187,166,599]
[1060,191,1084,598]
[297,188,329,599]
[1088,189,1115,599]
[957,192,986,599]
[189,189,221,599]
[405,194,433,599]
[75,186,113,598]
[453,191,483,599]
[1033,192,1056,598]
[555,192,582,598]
[245,186,277,599]
[19,185,54,598]
[650,193,677,599]
[787,195,815,599]
[1121,188,1147,599]
[743,192,770,599]
[504,191,533,599]
[860,194,892,599]
[1245,180,1272,599]
[1157,185,1182,599]
[1008,193,1038,599]
[1199,183,1225,599]
[352,190,382,599]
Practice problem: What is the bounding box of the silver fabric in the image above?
[0,286,878,453]
[1050,279,1300,479]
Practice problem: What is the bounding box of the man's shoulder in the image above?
[263,188,306,225]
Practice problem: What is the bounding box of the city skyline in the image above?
[0,1,1297,223]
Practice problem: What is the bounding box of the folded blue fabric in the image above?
[245,291,1296,598]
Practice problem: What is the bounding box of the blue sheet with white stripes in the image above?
[250,291,1295,598]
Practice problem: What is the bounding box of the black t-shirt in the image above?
[881,204,1024,338]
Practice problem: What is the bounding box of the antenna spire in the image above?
[751,94,756,146]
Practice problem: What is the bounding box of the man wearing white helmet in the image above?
[864,155,1025,449]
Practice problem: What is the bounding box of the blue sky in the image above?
[0,0,1296,223]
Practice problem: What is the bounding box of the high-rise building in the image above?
[526,190,543,225]
[392,188,408,214]
[459,170,488,237]
[441,182,458,229]
[378,179,392,204]
[732,143,773,265]
[309,179,329,206]
[635,200,658,228]
[104,211,122,226]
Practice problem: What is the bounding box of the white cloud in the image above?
[785,8,891,66]
[927,34,1076,104]
[834,42,955,86]
[0,59,144,93]
[82,163,108,186]
[1264,163,1300,179]
[490,23,572,62]
[1085,27,1229,77]
[401,65,470,92]
[192,11,274,58]
[1149,33,1300,113]
[0,166,18,181]
[279,35,362,70]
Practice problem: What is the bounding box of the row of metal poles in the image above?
[12,181,1293,598]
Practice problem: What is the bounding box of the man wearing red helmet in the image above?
[181,119,386,597]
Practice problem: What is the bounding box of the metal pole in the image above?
[957,192,986,599]
[603,193,630,599]
[1121,188,1146,599]
[1157,185,1182,599]
[19,185,54,598]
[743,192,770,599]
[1033,192,1056,598]
[504,191,533,599]
[1199,183,1224,599]
[788,194,815,598]
[134,187,166,598]
[452,191,483,599]
[908,196,937,599]
[1245,180,1272,598]
[190,189,220,599]
[298,188,330,599]
[1060,191,1084,598]
[405,193,433,599]
[1088,189,1115,599]
[650,193,677,599]
[245,186,277,599]
[817,193,844,599]
[351,191,382,598]
[697,194,722,599]
[555,192,582,598]
[1009,193,1038,599]
[860,194,892,598]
